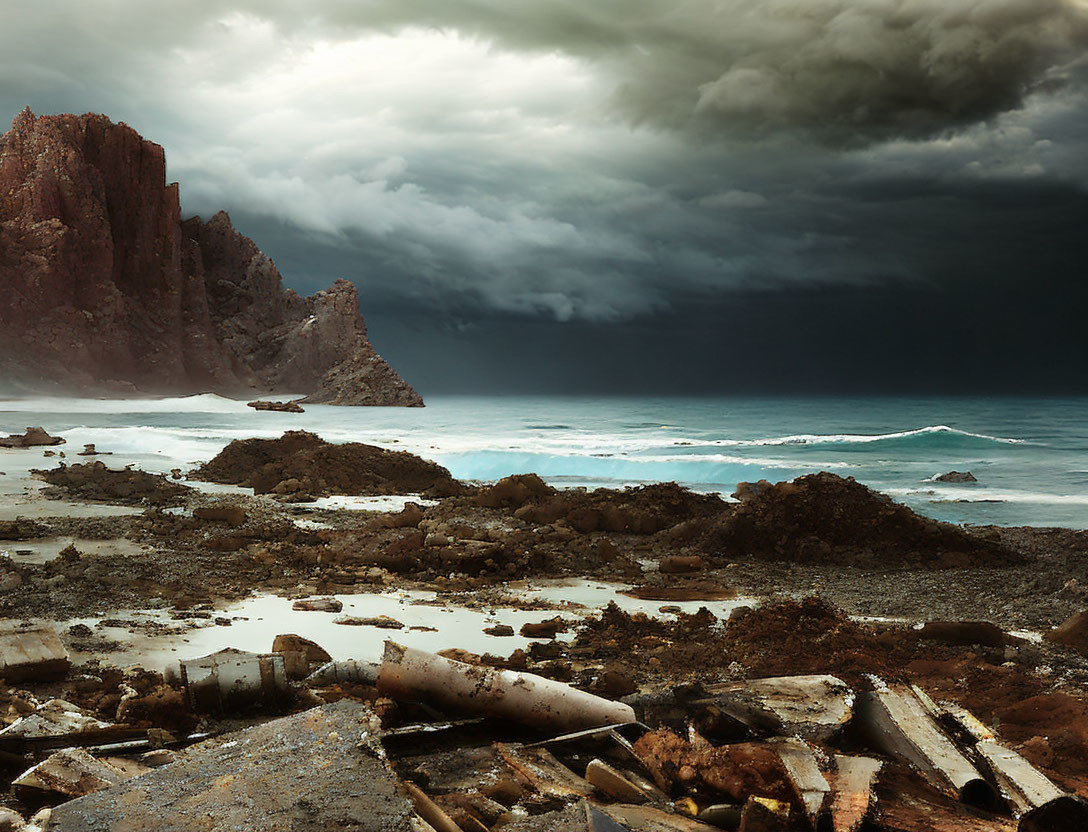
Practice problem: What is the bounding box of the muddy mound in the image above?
[704,472,1019,567]
[478,475,727,535]
[34,461,191,505]
[193,431,463,498]
[722,597,907,682]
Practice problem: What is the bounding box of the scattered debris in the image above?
[694,674,855,743]
[857,681,997,808]
[0,699,112,739]
[179,648,288,712]
[14,747,136,801]
[0,626,70,681]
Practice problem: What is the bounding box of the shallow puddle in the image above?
[59,579,755,671]
[1,536,146,564]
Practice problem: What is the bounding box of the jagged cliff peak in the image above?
[0,109,421,406]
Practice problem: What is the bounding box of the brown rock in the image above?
[520,617,569,639]
[659,555,706,574]
[0,427,65,448]
[272,634,332,665]
[1046,610,1088,653]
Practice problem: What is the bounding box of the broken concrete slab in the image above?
[857,682,997,809]
[46,701,416,832]
[0,699,112,739]
[378,642,636,733]
[0,626,70,682]
[697,674,854,743]
[179,648,287,712]
[13,747,133,801]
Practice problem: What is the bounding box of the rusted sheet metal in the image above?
[699,675,854,742]
[14,747,133,800]
[828,755,882,832]
[857,683,997,808]
[180,648,287,712]
[498,743,595,798]
[377,641,636,733]
[46,701,415,832]
[0,626,70,682]
[769,737,830,828]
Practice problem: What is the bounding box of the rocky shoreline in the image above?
[2,430,1088,829]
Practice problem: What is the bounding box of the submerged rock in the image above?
[935,471,978,483]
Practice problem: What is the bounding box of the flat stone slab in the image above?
[48,700,415,832]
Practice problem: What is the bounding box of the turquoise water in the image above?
[2,394,1086,528]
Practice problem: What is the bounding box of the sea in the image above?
[1,394,1087,529]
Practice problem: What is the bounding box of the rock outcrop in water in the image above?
[0,108,421,405]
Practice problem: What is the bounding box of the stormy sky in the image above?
[3,1,1087,394]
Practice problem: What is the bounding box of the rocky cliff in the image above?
[0,108,422,406]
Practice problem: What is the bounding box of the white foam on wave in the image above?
[0,393,252,415]
[693,425,1028,447]
[887,486,1088,506]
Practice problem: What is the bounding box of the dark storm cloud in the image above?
[312,0,1088,142]
[2,2,1087,392]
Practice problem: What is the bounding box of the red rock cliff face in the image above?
[0,109,422,406]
